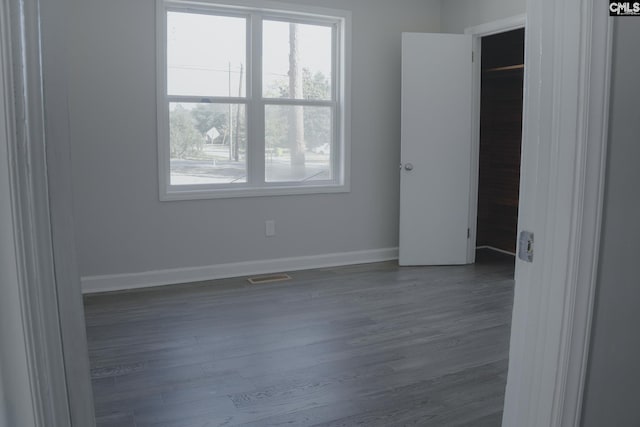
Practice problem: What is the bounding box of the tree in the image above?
[288,23,305,172]
[303,69,331,149]
[264,69,331,154]
[191,104,227,142]
[169,105,202,158]
[265,106,288,151]
[233,64,244,161]
[302,68,330,100]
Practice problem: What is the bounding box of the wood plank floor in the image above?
[84,250,515,427]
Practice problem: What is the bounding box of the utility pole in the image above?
[228,62,233,160]
[234,63,243,161]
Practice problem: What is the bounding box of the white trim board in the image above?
[81,247,399,294]
[464,14,526,37]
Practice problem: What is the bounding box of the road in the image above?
[170,150,331,185]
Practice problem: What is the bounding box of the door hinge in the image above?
[472,51,474,62]
[467,228,470,239]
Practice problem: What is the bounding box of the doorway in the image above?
[399,26,526,267]
[470,27,525,262]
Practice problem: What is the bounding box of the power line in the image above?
[168,65,290,78]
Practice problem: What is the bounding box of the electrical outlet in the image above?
[265,220,275,237]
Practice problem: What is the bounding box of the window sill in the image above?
[159,182,350,201]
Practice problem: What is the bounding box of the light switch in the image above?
[265,220,275,237]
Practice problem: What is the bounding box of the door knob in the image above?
[404,163,414,171]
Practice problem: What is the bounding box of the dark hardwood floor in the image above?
[84,250,515,427]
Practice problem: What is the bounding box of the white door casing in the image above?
[2,0,96,425]
[464,14,526,264]
[501,1,612,425]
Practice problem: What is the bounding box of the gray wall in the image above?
[68,0,441,278]
[440,0,526,33]
[581,19,640,427]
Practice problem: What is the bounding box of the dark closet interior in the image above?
[476,28,525,254]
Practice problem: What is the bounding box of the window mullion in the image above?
[261,98,334,107]
[248,13,265,187]
[166,95,247,104]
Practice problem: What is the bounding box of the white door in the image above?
[399,33,473,266]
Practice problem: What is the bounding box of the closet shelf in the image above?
[483,64,524,73]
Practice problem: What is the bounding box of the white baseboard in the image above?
[81,247,399,294]
[476,245,516,256]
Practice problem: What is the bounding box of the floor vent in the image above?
[247,273,292,285]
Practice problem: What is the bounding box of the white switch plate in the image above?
[265,220,275,237]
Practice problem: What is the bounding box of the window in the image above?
[157,0,351,200]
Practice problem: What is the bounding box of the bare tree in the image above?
[288,23,305,173]
[233,63,243,161]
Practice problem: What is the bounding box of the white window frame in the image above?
[156,0,351,201]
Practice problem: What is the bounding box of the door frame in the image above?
[1,0,73,424]
[5,0,612,426]
[465,14,526,264]
[498,2,612,426]
[2,0,96,425]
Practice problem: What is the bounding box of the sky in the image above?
[167,11,333,100]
